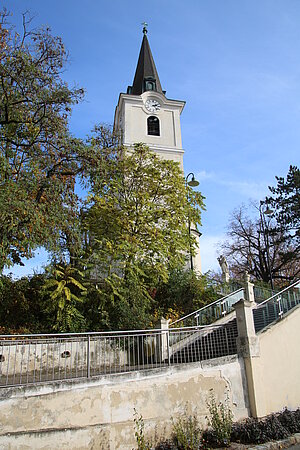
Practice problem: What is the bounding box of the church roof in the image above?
[128,32,165,96]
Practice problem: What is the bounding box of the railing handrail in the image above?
[170,288,244,326]
[256,279,300,309]
[0,323,230,340]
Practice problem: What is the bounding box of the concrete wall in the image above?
[235,297,300,419]
[0,356,248,450]
[252,306,300,416]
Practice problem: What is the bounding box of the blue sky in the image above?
[3,0,300,276]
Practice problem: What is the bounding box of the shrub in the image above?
[277,408,300,434]
[204,391,233,447]
[231,413,290,445]
[231,418,268,444]
[172,410,202,450]
[262,414,289,441]
[133,409,151,450]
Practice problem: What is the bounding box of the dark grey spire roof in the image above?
[128,34,165,96]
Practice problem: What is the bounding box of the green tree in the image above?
[83,142,205,329]
[266,165,299,235]
[43,265,86,332]
[0,273,50,333]
[153,269,219,324]
[264,165,300,281]
[0,10,87,272]
[220,202,299,286]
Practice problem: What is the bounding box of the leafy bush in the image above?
[204,391,233,447]
[153,270,219,324]
[0,273,50,333]
[133,409,151,450]
[231,418,268,444]
[133,406,300,449]
[262,414,290,441]
[172,411,202,450]
[277,408,300,434]
[231,411,297,445]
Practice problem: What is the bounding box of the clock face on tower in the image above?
[145,99,161,113]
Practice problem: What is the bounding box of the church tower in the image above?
[114,27,185,169]
[114,26,201,273]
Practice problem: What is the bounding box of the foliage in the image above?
[264,165,300,281]
[172,409,202,450]
[0,273,50,333]
[204,390,233,447]
[231,413,293,444]
[266,165,299,240]
[131,406,300,449]
[276,407,300,435]
[220,202,299,286]
[0,268,221,333]
[83,142,205,329]
[153,270,219,325]
[133,409,152,450]
[43,264,86,332]
[79,285,112,331]
[0,9,88,272]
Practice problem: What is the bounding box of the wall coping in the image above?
[0,354,239,400]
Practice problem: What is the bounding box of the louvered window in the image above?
[147,116,160,136]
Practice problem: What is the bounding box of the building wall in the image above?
[252,306,300,416]
[115,92,185,170]
[0,356,248,450]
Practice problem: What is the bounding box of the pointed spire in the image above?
[127,27,165,96]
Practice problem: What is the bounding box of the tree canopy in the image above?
[82,142,205,328]
[0,10,208,332]
[220,166,300,286]
[0,9,87,271]
[266,165,299,245]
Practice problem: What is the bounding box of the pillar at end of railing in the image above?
[244,271,255,304]
[159,318,170,363]
[234,298,260,358]
[234,297,263,418]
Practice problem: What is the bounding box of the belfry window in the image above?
[144,77,156,92]
[147,116,160,136]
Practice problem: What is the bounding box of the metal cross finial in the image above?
[141,22,148,35]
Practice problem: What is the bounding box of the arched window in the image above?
[144,77,156,92]
[147,116,160,136]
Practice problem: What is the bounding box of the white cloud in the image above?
[219,179,269,199]
[196,169,270,200]
[196,170,215,181]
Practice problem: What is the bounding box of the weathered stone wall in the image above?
[0,355,248,450]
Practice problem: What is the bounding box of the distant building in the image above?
[114,27,185,168]
[114,26,201,272]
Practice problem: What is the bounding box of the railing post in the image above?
[234,298,266,418]
[167,330,171,366]
[87,335,90,378]
[159,318,170,364]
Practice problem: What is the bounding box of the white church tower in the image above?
[114,26,185,169]
[114,26,202,272]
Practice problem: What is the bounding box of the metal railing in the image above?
[169,321,238,363]
[254,280,300,332]
[170,288,244,328]
[208,278,243,296]
[253,285,276,303]
[0,322,237,388]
